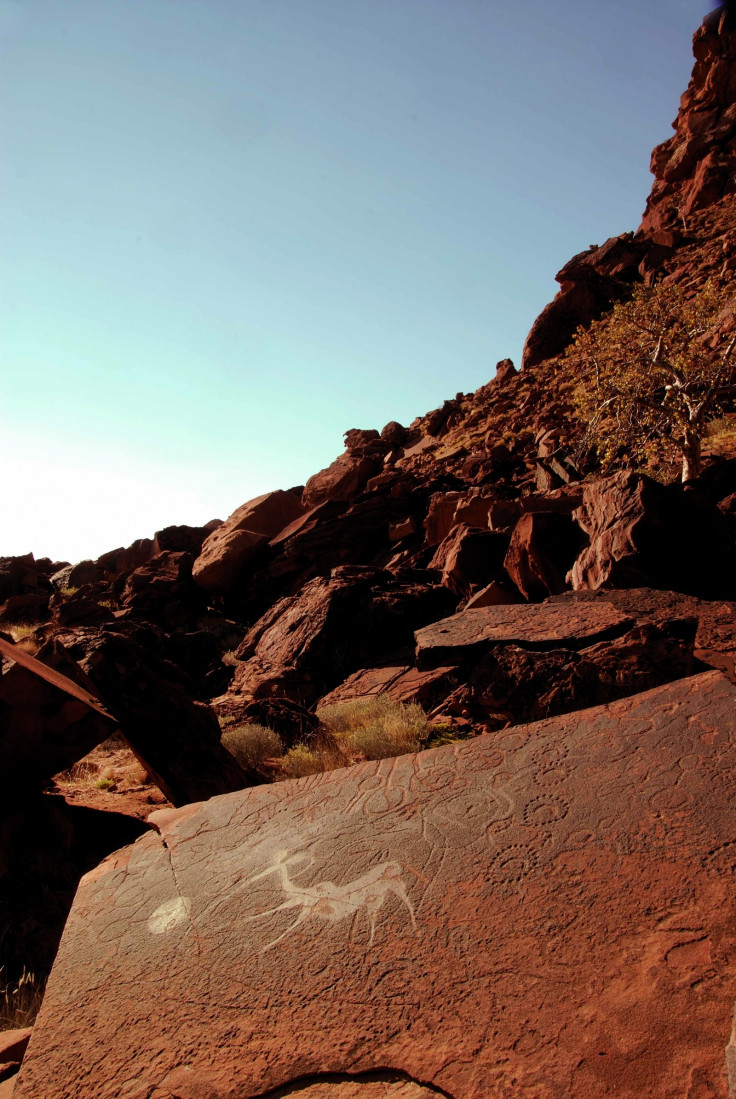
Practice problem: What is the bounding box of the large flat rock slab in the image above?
[16,671,736,1098]
[415,601,632,668]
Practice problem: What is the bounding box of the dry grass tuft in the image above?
[0,967,45,1031]
[221,696,461,783]
[221,723,284,772]
[317,694,430,761]
[54,736,150,793]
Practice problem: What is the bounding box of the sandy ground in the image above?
[51,738,172,820]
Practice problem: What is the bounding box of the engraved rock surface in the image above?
[16,671,736,1099]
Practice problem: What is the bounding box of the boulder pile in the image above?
[4,9,736,1096]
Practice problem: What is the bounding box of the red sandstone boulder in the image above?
[0,555,50,602]
[120,550,205,629]
[96,538,154,581]
[0,1027,31,1090]
[317,664,459,711]
[548,586,736,683]
[51,597,115,628]
[229,567,455,706]
[193,489,306,594]
[66,559,102,588]
[17,671,736,1098]
[415,601,632,669]
[0,592,50,625]
[640,11,736,235]
[38,628,256,805]
[0,1030,31,1068]
[152,523,213,556]
[0,636,115,793]
[569,472,736,598]
[428,523,509,599]
[435,617,696,729]
[415,595,698,727]
[521,234,647,369]
[302,452,379,509]
[423,488,498,548]
[464,579,522,607]
[504,511,587,602]
[380,420,408,447]
[423,491,462,546]
[494,357,517,384]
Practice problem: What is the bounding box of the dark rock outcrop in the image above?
[192,489,306,595]
[37,629,256,806]
[120,550,205,629]
[569,472,736,598]
[504,511,587,602]
[228,567,455,707]
[0,636,114,793]
[428,524,509,599]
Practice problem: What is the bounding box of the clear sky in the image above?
[1,0,716,563]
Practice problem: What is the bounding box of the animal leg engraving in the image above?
[244,850,417,952]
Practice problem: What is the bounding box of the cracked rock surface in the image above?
[15,670,736,1098]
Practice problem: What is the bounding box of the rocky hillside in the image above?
[4,9,736,1097]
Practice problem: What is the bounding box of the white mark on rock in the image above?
[244,849,417,952]
[147,896,191,935]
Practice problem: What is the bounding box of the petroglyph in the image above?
[245,849,417,952]
[148,896,191,935]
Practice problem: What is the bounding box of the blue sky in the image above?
[1,0,713,562]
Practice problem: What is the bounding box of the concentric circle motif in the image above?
[530,742,569,768]
[523,794,570,827]
[487,844,538,885]
[533,762,573,787]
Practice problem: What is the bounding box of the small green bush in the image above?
[222,723,284,771]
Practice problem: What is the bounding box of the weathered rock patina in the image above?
[16,671,736,1098]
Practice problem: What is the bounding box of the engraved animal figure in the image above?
[244,849,417,952]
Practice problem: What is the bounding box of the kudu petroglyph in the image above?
[244,848,417,952]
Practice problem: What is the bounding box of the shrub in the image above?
[566,280,736,481]
[317,694,430,761]
[281,743,324,778]
[221,723,284,772]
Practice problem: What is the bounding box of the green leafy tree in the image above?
[567,280,736,481]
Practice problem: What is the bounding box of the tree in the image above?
[566,280,736,481]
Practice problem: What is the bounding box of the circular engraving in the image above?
[487,844,538,884]
[531,743,569,768]
[523,795,570,827]
[147,896,190,935]
[533,762,573,787]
